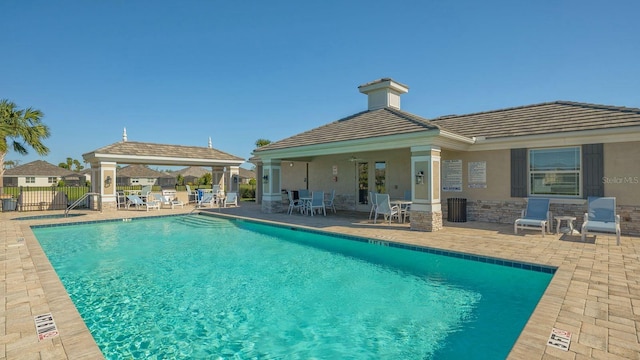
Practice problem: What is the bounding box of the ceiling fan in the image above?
[347,156,366,162]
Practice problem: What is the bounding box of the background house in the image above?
[175,166,209,185]
[237,167,255,184]
[116,164,176,187]
[3,160,84,187]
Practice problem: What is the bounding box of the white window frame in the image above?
[528,146,581,198]
[48,177,57,184]
[25,177,35,184]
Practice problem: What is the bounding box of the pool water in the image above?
[13,213,85,221]
[33,215,553,359]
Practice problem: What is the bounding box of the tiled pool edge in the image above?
[18,224,105,359]
[205,212,557,275]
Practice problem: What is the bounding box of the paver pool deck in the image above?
[1,203,639,359]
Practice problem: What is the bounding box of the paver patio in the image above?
[1,203,638,359]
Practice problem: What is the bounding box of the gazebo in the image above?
[82,131,245,207]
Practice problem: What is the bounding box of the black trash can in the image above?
[447,198,467,222]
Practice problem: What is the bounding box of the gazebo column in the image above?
[261,159,283,213]
[91,161,117,209]
[409,146,443,232]
[227,165,239,192]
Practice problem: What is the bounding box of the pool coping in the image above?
[3,205,638,359]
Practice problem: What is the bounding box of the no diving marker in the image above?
[34,313,59,341]
[547,327,571,351]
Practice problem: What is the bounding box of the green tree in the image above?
[255,138,271,148]
[59,157,85,172]
[0,99,50,194]
[3,159,19,169]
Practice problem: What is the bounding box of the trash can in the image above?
[447,198,467,222]
[2,198,17,212]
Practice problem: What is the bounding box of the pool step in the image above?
[175,215,236,229]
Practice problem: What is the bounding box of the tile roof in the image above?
[175,166,209,177]
[254,101,640,153]
[117,164,173,178]
[4,160,77,177]
[431,101,640,139]
[84,141,244,161]
[255,108,438,152]
[239,167,255,179]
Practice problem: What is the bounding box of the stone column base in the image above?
[409,210,443,232]
[261,199,284,213]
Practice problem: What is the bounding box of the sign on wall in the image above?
[442,160,463,192]
[468,161,487,189]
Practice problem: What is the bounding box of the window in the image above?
[529,147,580,196]
[26,177,35,184]
[48,177,57,184]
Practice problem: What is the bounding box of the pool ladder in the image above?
[65,192,101,217]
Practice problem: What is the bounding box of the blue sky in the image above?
[3,1,639,170]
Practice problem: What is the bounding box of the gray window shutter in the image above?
[583,143,604,198]
[511,148,527,197]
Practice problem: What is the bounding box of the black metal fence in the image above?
[1,184,257,212]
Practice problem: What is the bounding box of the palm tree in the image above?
[0,99,51,194]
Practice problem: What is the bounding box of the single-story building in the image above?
[251,78,640,235]
[3,160,85,187]
[116,164,176,188]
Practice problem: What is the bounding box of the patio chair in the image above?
[374,193,400,224]
[161,190,184,209]
[514,198,551,236]
[287,190,303,215]
[126,195,160,211]
[307,191,326,216]
[324,189,336,213]
[197,192,218,208]
[581,197,621,245]
[224,192,238,207]
[116,191,127,209]
[298,189,310,199]
[152,192,184,209]
[185,185,197,204]
[141,185,152,200]
[368,191,378,220]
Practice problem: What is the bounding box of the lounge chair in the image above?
[307,191,326,216]
[224,192,238,207]
[126,195,160,211]
[162,190,184,208]
[152,192,184,209]
[185,185,197,204]
[374,193,400,224]
[197,192,218,208]
[581,197,621,245]
[514,198,551,236]
[324,189,336,213]
[287,190,303,215]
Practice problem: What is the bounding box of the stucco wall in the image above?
[604,141,640,206]
[440,149,511,201]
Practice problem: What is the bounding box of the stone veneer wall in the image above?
[261,199,284,213]
[410,210,443,232]
[442,199,640,236]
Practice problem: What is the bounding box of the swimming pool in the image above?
[33,214,554,359]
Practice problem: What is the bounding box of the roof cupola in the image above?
[358,78,409,111]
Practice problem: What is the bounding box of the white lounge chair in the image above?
[287,190,303,215]
[197,192,217,208]
[162,190,184,209]
[374,193,400,224]
[224,192,238,207]
[581,197,621,245]
[514,198,551,236]
[126,195,160,211]
[185,185,197,204]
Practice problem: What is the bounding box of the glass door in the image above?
[357,162,369,209]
